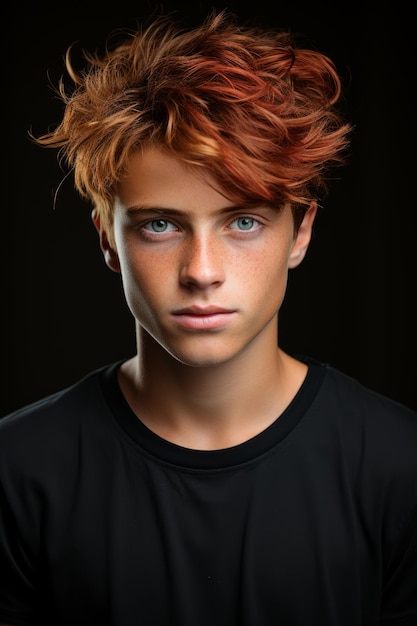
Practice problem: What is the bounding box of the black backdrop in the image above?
[2,0,416,417]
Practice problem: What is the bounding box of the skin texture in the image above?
[94,147,317,450]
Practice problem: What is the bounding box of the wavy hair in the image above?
[34,10,352,244]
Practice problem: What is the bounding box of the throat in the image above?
[117,351,308,451]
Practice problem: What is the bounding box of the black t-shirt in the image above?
[0,359,416,625]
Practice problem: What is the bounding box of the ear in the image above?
[91,211,121,273]
[288,202,317,269]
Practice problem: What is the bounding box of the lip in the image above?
[171,305,237,330]
[173,305,234,315]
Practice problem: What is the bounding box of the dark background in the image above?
[2,0,416,417]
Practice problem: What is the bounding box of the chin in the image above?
[173,353,231,368]
[166,345,238,368]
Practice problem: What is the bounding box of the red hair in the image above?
[34,10,351,243]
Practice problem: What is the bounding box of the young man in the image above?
[1,10,416,625]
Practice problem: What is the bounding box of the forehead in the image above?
[116,147,231,212]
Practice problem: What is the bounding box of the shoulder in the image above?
[304,360,417,543]
[301,356,417,427]
[1,363,111,429]
[0,362,120,472]
[320,362,417,429]
[313,360,417,479]
[319,364,417,571]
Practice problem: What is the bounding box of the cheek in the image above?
[118,246,175,306]
[243,239,291,285]
[252,245,292,314]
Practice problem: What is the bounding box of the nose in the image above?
[179,233,225,290]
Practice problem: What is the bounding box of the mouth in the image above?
[171,305,237,330]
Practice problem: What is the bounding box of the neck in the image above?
[118,321,307,450]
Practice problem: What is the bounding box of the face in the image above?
[96,147,316,367]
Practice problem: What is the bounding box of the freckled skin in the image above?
[97,147,316,369]
[93,147,317,448]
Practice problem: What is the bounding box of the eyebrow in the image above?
[126,205,187,216]
[125,204,248,216]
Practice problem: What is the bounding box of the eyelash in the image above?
[139,215,262,239]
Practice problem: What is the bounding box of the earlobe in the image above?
[288,202,317,269]
[91,211,121,273]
